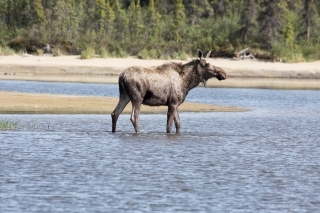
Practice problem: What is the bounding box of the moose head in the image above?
[197,49,226,87]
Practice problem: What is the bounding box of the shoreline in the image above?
[1,55,320,90]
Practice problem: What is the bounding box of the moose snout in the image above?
[218,72,226,81]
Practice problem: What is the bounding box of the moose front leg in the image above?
[167,105,180,133]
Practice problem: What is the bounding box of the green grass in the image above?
[138,48,150,59]
[0,119,18,130]
[178,50,188,60]
[98,48,108,58]
[80,47,95,59]
[0,45,16,56]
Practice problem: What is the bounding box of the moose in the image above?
[111,49,226,133]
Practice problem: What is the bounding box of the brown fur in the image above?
[111,50,226,133]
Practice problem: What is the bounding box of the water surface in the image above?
[1,80,320,212]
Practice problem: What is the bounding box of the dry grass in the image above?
[0,91,243,114]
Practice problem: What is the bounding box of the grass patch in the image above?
[52,47,62,57]
[149,49,160,59]
[178,50,188,60]
[81,47,95,59]
[138,48,150,59]
[271,43,305,63]
[300,42,320,62]
[159,54,172,60]
[0,119,18,130]
[98,48,108,58]
[36,48,44,56]
[0,45,16,56]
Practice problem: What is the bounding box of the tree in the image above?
[172,0,186,43]
[282,10,295,47]
[147,0,161,41]
[33,0,47,26]
[128,0,144,41]
[111,0,129,43]
[258,0,287,48]
[301,0,317,40]
[238,0,258,44]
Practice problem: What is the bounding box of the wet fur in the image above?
[111,50,226,133]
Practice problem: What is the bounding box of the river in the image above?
[1,80,319,212]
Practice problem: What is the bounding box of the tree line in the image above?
[0,0,320,62]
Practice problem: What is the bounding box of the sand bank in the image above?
[0,91,244,114]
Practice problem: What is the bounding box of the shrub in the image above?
[81,47,95,59]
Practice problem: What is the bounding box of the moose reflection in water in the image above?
[111,49,227,133]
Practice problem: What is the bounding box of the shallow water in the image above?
[1,80,320,212]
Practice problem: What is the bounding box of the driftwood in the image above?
[42,44,51,53]
[237,47,255,60]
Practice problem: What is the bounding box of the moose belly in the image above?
[142,90,168,106]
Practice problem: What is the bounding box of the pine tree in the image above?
[173,0,186,43]
[33,0,47,26]
[238,0,258,44]
[258,0,287,48]
[282,10,295,47]
[95,0,107,33]
[128,0,144,41]
[302,0,317,40]
[111,0,128,43]
[148,0,161,41]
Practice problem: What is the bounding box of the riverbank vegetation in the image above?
[1,0,320,62]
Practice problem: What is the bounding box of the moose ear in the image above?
[206,51,211,58]
[197,49,203,60]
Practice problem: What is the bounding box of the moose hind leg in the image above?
[111,94,130,133]
[166,105,177,133]
[130,101,142,133]
[173,109,180,133]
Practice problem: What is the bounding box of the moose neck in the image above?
[181,60,204,92]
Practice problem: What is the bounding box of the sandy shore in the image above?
[0,91,244,114]
[1,55,320,89]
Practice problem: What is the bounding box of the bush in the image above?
[80,47,95,59]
